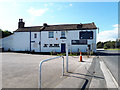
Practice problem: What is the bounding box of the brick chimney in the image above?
[18,19,25,28]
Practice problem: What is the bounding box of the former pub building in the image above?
[2,19,98,53]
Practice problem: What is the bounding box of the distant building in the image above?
[1,19,98,53]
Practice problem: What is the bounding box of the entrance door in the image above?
[61,43,66,53]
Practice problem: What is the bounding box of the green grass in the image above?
[105,48,120,50]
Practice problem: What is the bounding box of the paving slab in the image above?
[55,56,94,88]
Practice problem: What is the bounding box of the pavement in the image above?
[1,52,119,89]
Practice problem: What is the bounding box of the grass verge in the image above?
[105,48,120,50]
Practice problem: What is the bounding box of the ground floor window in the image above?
[72,40,87,45]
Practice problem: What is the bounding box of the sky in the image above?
[0,1,119,42]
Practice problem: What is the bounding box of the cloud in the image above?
[44,3,53,7]
[69,4,72,6]
[97,24,118,42]
[28,7,48,16]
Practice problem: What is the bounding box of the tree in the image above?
[97,41,104,48]
[97,41,117,49]
[0,29,12,38]
[3,30,12,37]
[103,41,115,49]
[104,43,110,49]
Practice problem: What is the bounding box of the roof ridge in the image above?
[15,22,97,32]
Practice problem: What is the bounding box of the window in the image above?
[34,33,37,38]
[49,31,54,38]
[79,31,93,39]
[72,40,87,45]
[61,31,65,37]
[60,31,66,39]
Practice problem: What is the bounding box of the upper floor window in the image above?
[60,31,66,39]
[34,33,37,38]
[61,31,65,37]
[49,31,54,38]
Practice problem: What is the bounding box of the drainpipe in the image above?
[30,31,31,52]
[39,31,41,52]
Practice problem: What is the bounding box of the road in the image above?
[97,50,120,87]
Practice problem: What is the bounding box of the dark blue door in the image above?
[61,43,66,53]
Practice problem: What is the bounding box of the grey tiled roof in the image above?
[15,22,97,32]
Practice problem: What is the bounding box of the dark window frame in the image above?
[72,40,87,45]
[79,31,93,39]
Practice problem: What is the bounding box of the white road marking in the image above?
[100,58,119,88]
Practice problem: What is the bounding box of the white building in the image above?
[1,19,98,53]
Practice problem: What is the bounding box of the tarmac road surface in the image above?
[97,50,120,87]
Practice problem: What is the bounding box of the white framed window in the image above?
[49,31,54,38]
[61,31,65,37]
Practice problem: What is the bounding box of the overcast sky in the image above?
[0,1,119,42]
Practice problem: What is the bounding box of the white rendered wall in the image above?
[0,39,2,49]
[12,32,30,51]
[31,32,41,52]
[41,30,97,52]
[2,32,30,51]
[41,31,61,52]
[2,35,14,51]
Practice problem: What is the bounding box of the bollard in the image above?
[79,52,82,62]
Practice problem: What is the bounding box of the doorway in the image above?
[61,43,66,53]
